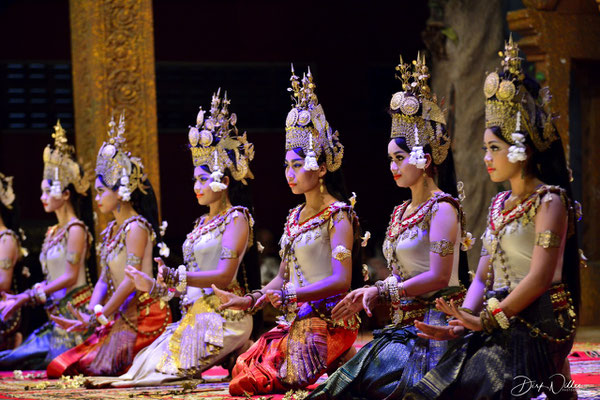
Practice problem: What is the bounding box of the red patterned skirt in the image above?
[230,296,359,395]
[47,294,171,377]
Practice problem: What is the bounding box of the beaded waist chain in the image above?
[488,283,576,343]
[45,285,93,316]
[396,287,466,327]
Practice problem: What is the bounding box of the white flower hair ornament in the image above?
[407,124,427,169]
[507,111,527,164]
[409,146,427,169]
[303,134,319,171]
[208,151,228,192]
[118,168,131,201]
[50,167,63,199]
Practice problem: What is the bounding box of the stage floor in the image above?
[0,340,599,399]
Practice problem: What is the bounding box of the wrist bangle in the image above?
[244,294,256,308]
[486,297,509,329]
[176,265,187,293]
[282,282,298,319]
[398,280,407,298]
[161,287,176,302]
[93,304,109,326]
[458,307,474,315]
[33,283,46,305]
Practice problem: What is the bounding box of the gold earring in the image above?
[319,178,324,194]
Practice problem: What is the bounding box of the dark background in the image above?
[0,0,428,290]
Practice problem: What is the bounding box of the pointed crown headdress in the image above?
[484,35,559,152]
[95,112,148,201]
[42,120,91,199]
[390,53,450,168]
[285,65,344,172]
[188,89,255,192]
[0,172,16,209]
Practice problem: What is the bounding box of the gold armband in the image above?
[480,246,490,256]
[220,247,238,259]
[66,251,81,265]
[126,253,142,266]
[0,258,12,270]
[430,240,455,256]
[332,245,351,261]
[535,230,561,249]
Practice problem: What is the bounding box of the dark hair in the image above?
[392,136,470,285]
[60,179,97,284]
[289,147,365,289]
[0,197,29,293]
[488,75,581,311]
[98,174,161,276]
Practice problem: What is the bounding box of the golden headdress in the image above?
[188,89,254,192]
[484,35,559,160]
[285,65,343,172]
[43,120,91,198]
[390,53,450,168]
[0,172,15,209]
[95,113,147,201]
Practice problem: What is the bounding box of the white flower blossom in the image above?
[158,242,170,258]
[461,232,475,251]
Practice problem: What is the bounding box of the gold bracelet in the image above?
[535,230,561,249]
[66,251,81,265]
[0,258,12,270]
[458,307,474,315]
[332,245,351,261]
[126,253,142,266]
[220,247,238,259]
[430,240,455,257]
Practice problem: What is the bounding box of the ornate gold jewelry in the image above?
[66,251,81,265]
[126,253,142,266]
[430,239,455,256]
[390,53,450,165]
[484,35,559,152]
[0,258,12,270]
[486,297,510,329]
[331,245,351,261]
[0,173,16,209]
[42,121,91,196]
[285,65,344,172]
[188,89,254,184]
[458,307,474,315]
[220,247,239,259]
[535,230,561,249]
[95,113,148,200]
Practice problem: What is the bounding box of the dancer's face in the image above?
[40,180,68,213]
[387,139,425,188]
[193,166,228,206]
[94,177,119,214]
[482,129,521,183]
[284,150,321,195]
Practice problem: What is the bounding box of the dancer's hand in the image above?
[154,257,168,285]
[50,303,91,332]
[435,298,482,332]
[124,265,154,293]
[414,320,465,341]
[0,293,26,320]
[212,284,251,311]
[266,289,283,309]
[332,287,370,321]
